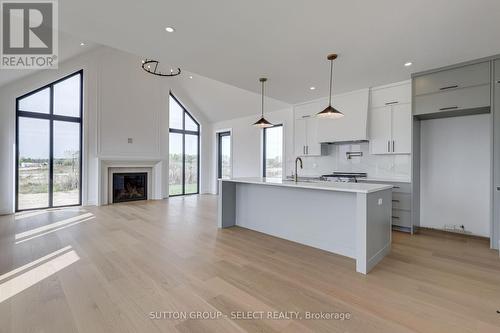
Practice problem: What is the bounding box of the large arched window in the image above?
[169,93,200,196]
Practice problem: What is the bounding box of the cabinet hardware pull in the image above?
[439,106,459,111]
[303,146,305,155]
[439,85,458,90]
[306,146,309,155]
[388,141,390,152]
[392,216,400,219]
[497,186,500,191]
[393,186,401,189]
[302,115,310,118]
[497,80,500,84]
[392,140,395,152]
[385,101,398,105]
[392,199,400,202]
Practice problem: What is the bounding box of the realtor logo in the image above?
[1,0,58,69]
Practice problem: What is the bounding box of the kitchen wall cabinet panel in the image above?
[294,101,322,156]
[369,81,411,155]
[369,106,392,154]
[306,117,322,155]
[414,84,490,117]
[391,104,412,154]
[294,117,308,156]
[370,83,411,108]
[414,61,490,96]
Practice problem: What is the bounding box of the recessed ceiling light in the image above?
[404,62,413,67]
[309,86,316,90]
[165,26,175,33]
[80,42,85,46]
[189,75,193,79]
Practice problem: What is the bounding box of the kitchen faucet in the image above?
[294,157,303,182]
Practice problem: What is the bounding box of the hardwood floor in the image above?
[0,195,499,333]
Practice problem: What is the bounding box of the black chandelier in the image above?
[141,59,181,77]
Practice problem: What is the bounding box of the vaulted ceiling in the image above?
[57,0,500,104]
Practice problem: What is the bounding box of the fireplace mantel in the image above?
[97,158,164,205]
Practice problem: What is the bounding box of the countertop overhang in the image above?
[220,177,393,194]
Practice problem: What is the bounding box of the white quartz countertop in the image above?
[220,177,393,194]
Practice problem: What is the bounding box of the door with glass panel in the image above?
[217,131,231,179]
[169,94,200,196]
[16,71,83,211]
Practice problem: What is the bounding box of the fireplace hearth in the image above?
[112,172,147,203]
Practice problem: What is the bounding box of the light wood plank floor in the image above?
[0,195,499,333]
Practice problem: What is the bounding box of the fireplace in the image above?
[112,172,147,203]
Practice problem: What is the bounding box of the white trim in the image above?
[98,158,163,205]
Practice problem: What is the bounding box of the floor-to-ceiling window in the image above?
[169,94,200,196]
[217,131,231,179]
[262,124,283,178]
[16,70,83,211]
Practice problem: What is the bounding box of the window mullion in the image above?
[48,85,54,208]
[182,110,186,195]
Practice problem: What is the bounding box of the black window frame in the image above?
[262,124,283,178]
[217,131,231,179]
[169,93,200,197]
[15,70,84,212]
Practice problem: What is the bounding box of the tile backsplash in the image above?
[293,142,411,181]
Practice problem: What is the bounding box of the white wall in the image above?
[420,114,491,237]
[0,46,212,214]
[211,108,293,193]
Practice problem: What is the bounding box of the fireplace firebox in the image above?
[112,172,147,203]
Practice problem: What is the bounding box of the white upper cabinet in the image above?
[316,89,370,143]
[369,81,412,154]
[294,117,308,156]
[369,106,392,154]
[370,83,411,108]
[294,103,322,156]
[391,103,412,154]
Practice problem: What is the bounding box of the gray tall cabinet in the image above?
[411,55,500,249]
[493,59,500,249]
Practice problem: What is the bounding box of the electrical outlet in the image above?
[127,138,133,144]
[444,224,467,234]
[378,198,383,205]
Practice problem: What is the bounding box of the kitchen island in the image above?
[218,177,393,274]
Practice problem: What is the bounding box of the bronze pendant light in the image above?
[316,54,344,119]
[253,78,273,128]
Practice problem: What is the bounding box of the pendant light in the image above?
[316,54,344,119]
[253,78,273,128]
